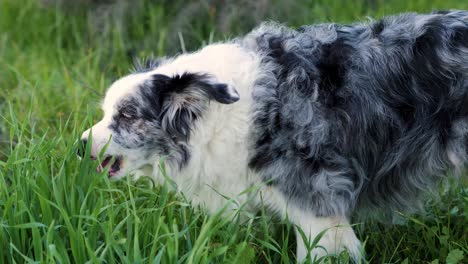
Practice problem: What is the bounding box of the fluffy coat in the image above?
[81,10,468,261]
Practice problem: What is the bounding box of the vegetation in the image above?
[0,0,466,263]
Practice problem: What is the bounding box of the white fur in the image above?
[138,43,262,214]
[82,42,361,261]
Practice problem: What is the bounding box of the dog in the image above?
[80,10,468,262]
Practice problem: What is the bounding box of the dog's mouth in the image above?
[97,156,123,177]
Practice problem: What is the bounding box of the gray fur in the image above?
[242,10,468,217]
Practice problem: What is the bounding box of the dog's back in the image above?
[244,10,468,217]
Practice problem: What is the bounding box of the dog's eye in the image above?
[120,112,133,119]
[118,110,136,120]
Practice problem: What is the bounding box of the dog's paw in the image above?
[130,165,154,184]
[339,229,363,263]
[296,223,364,263]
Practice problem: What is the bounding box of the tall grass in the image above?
[0,0,467,263]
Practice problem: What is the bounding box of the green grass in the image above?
[0,0,467,263]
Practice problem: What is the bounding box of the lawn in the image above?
[0,0,467,263]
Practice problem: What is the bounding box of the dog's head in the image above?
[80,63,240,180]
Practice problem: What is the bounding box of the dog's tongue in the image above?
[97,156,112,173]
[109,160,121,176]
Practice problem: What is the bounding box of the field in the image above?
[0,0,467,263]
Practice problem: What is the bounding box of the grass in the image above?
[0,0,467,263]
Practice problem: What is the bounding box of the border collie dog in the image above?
[81,11,467,261]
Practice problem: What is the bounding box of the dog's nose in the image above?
[77,139,87,158]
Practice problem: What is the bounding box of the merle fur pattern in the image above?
[242,11,468,217]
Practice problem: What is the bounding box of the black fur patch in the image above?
[371,19,385,37]
[316,35,353,108]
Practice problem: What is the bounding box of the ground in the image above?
[0,0,467,263]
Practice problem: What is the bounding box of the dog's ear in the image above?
[151,72,239,140]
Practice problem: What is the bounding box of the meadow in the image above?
[0,0,467,263]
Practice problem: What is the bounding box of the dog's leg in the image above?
[287,206,362,263]
[262,188,362,262]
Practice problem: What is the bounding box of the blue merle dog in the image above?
[81,10,468,261]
